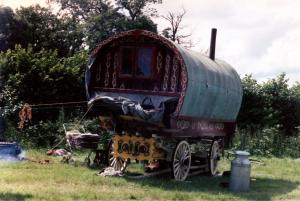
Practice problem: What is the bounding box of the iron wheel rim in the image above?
[172,140,191,181]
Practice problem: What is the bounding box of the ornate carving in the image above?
[104,53,111,87]
[162,55,171,91]
[112,53,118,88]
[91,30,188,113]
[156,51,163,73]
[170,57,179,92]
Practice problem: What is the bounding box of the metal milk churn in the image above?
[229,151,251,192]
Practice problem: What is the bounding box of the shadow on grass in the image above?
[124,173,299,201]
[0,192,32,201]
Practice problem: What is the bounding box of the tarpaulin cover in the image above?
[89,93,177,123]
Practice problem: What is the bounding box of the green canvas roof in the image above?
[175,44,242,121]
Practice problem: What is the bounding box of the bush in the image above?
[4,110,67,148]
[3,108,110,149]
[232,127,300,158]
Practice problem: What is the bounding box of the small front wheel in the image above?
[107,141,128,172]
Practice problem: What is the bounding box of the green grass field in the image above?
[0,150,300,201]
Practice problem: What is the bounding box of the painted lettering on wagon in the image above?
[176,120,224,131]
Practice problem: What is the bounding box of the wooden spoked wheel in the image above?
[209,140,221,176]
[172,140,191,181]
[108,141,128,172]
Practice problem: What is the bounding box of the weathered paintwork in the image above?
[85,30,242,137]
[174,44,242,121]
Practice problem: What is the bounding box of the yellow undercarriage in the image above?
[112,134,165,161]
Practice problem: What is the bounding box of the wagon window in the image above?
[136,47,153,77]
[121,47,134,75]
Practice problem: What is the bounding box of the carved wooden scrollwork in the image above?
[112,52,118,88]
[104,53,111,87]
[162,54,171,91]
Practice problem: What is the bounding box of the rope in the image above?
[1,101,88,110]
[51,136,66,150]
[49,102,93,150]
[79,103,93,123]
[29,101,88,107]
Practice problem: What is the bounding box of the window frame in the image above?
[119,46,136,78]
[119,45,156,79]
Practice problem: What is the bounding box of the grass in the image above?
[0,150,300,201]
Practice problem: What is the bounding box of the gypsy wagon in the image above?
[85,29,242,181]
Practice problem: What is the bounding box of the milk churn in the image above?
[229,151,251,192]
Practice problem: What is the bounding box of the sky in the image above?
[1,0,299,84]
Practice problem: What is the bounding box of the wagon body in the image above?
[85,29,242,139]
[85,29,243,180]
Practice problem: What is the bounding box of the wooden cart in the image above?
[85,29,243,180]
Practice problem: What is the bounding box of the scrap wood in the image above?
[24,157,51,164]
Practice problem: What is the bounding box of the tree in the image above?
[116,0,162,21]
[52,0,159,50]
[0,5,84,56]
[291,82,300,133]
[53,0,161,22]
[261,73,300,136]
[15,5,84,57]
[0,45,88,106]
[237,74,269,135]
[238,73,300,137]
[0,6,14,51]
[85,11,157,49]
[161,8,193,48]
[51,0,114,21]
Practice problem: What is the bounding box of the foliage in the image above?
[236,74,300,157]
[0,5,84,57]
[232,127,300,158]
[3,108,93,147]
[4,114,65,148]
[116,0,162,20]
[85,11,157,48]
[53,0,161,21]
[0,6,18,51]
[52,0,159,49]
[84,118,112,147]
[237,74,269,133]
[17,5,83,57]
[261,74,298,136]
[237,73,300,137]
[0,45,88,106]
[51,0,114,21]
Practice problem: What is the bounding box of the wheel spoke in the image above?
[108,140,128,172]
[209,141,220,175]
[172,141,191,181]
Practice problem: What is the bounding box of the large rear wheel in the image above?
[172,140,191,181]
[208,140,221,176]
